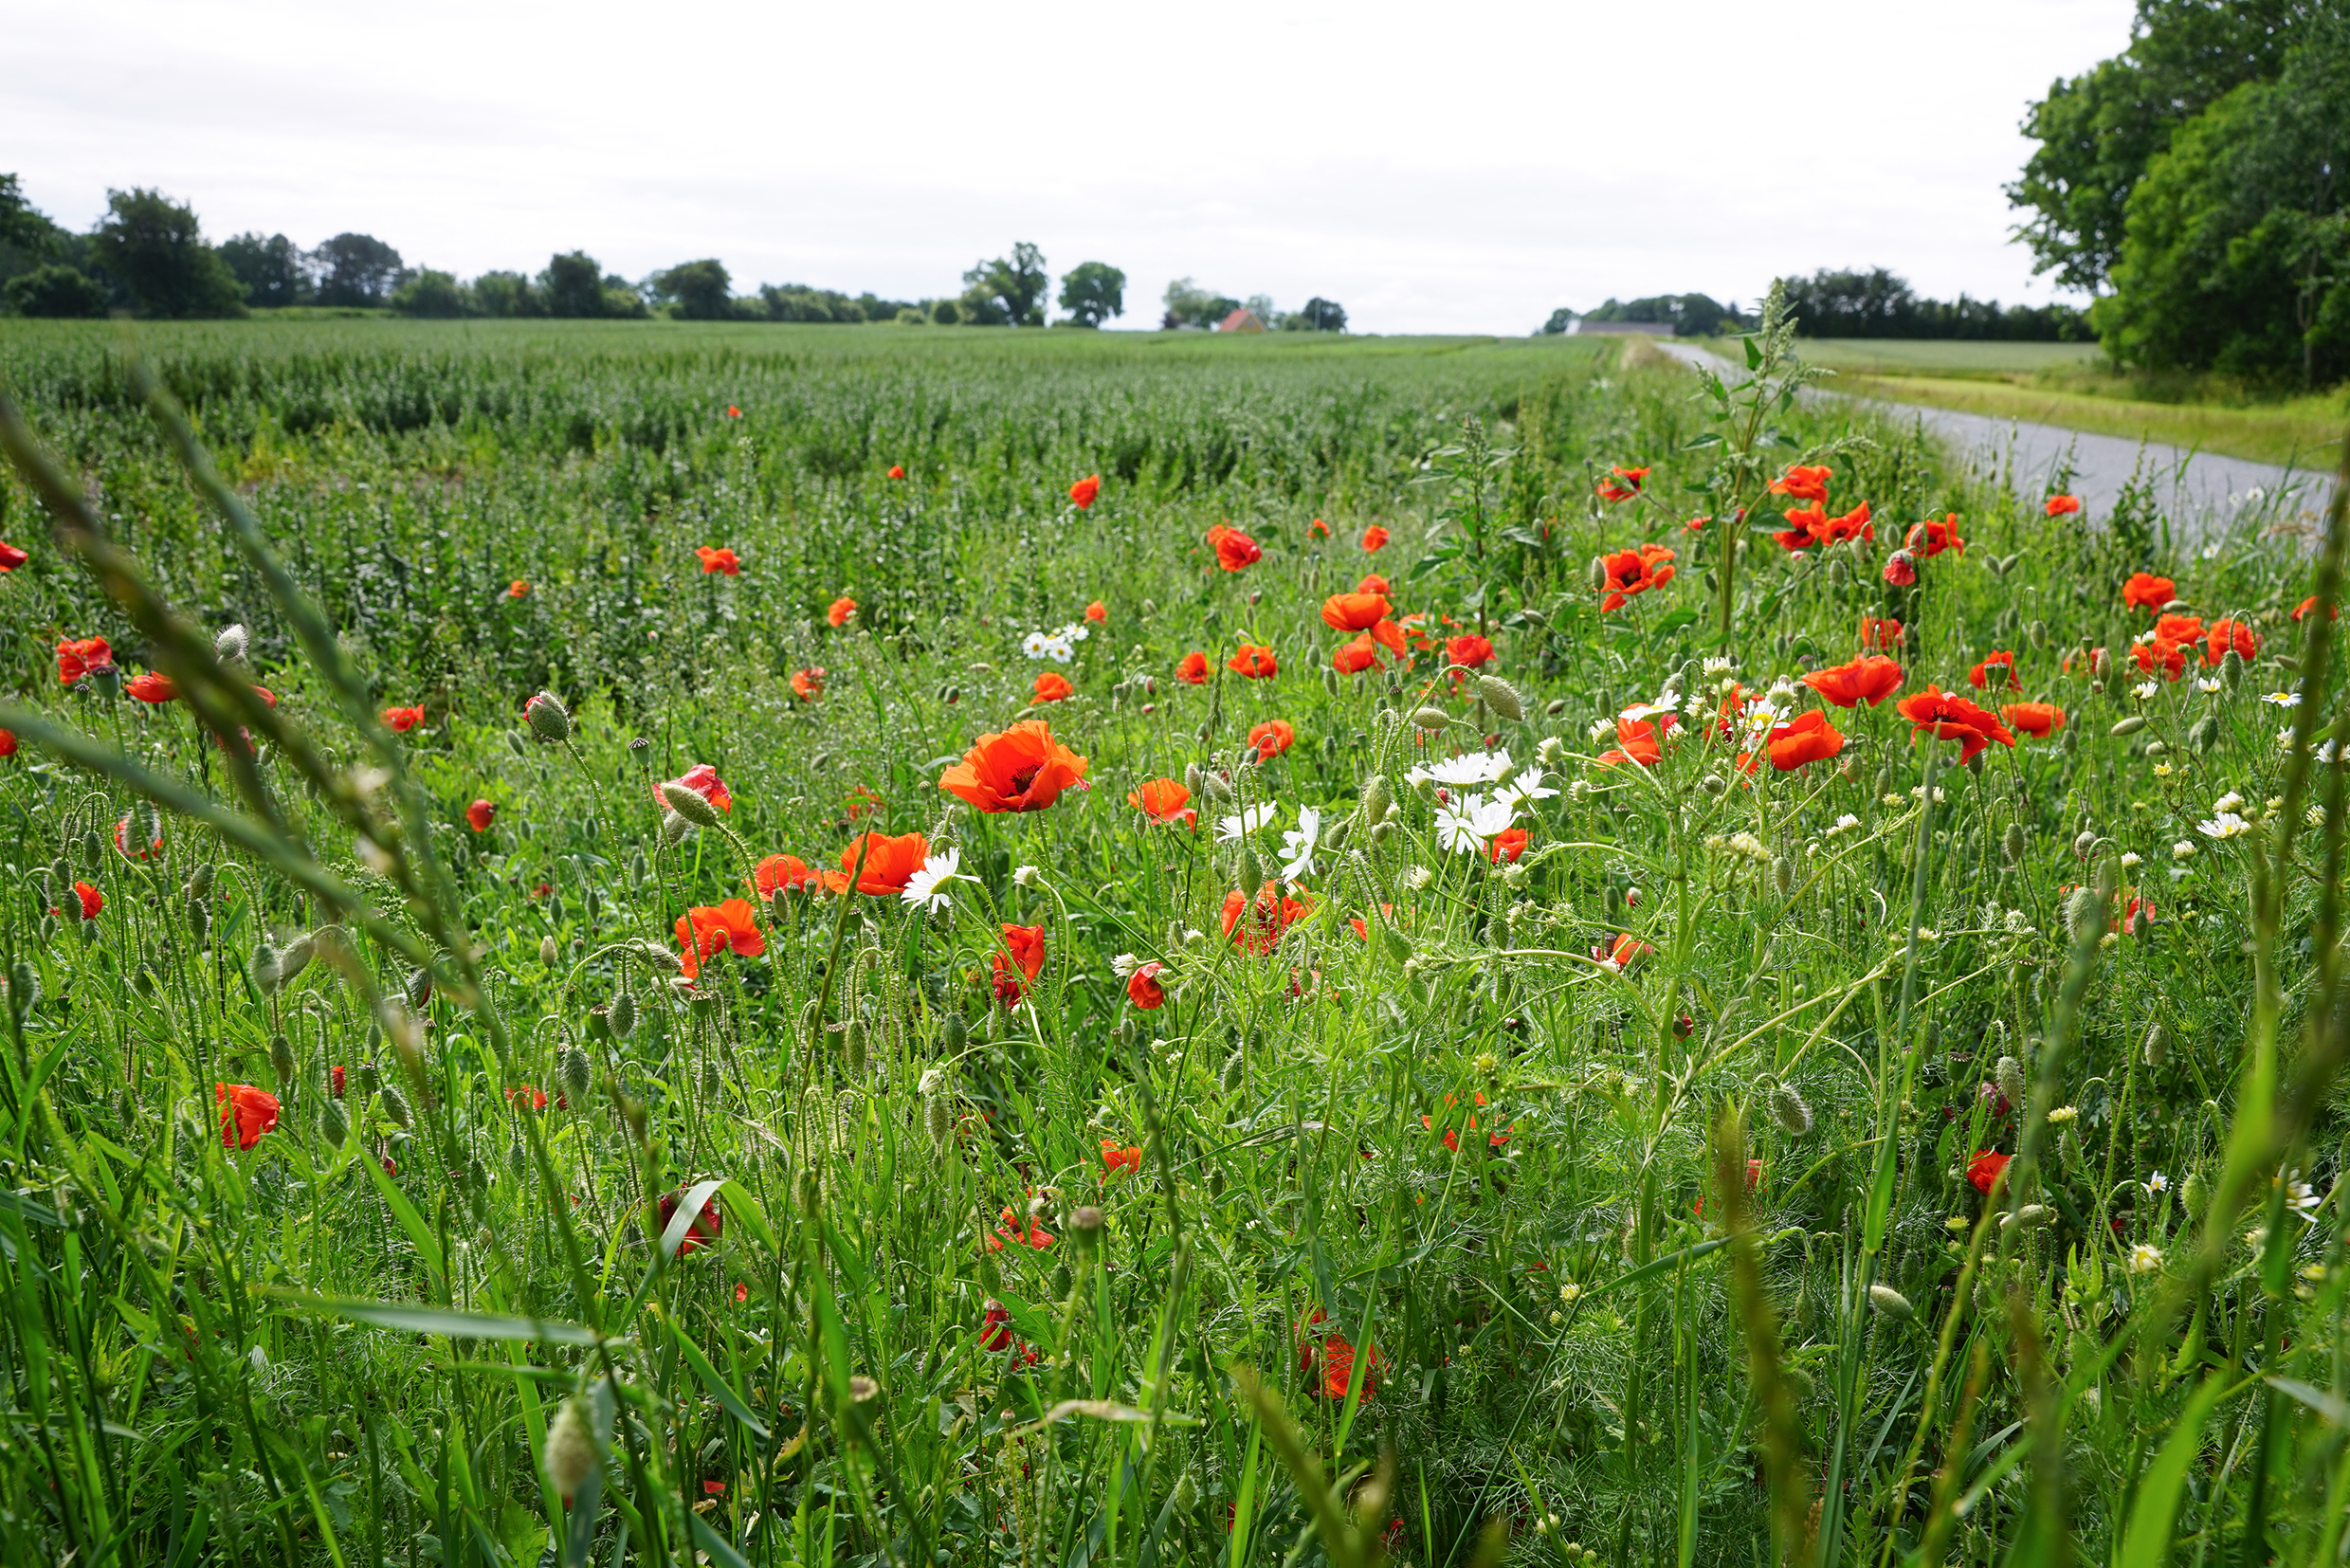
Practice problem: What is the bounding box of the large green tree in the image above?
[2094,15,2350,381]
[313,232,405,307]
[219,232,309,307]
[2009,1,2314,293]
[1056,261,1124,327]
[90,189,244,318]
[960,243,1047,326]
[654,258,733,320]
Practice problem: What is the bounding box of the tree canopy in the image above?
[1160,278,1239,330]
[220,233,309,308]
[1057,262,1124,327]
[91,189,244,319]
[960,243,1047,327]
[312,233,405,307]
[1284,297,1348,333]
[654,259,734,320]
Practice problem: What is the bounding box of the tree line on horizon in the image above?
[1539,277,2089,343]
[0,182,1350,334]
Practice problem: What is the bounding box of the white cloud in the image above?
[7,0,2135,333]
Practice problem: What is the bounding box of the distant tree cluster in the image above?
[1773,269,2089,341]
[1158,278,1345,332]
[1540,294,1750,337]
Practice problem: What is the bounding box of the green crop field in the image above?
[0,314,2343,1568]
[1784,340,2107,379]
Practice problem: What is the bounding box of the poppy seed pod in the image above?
[1219,1046,1247,1095]
[1995,1055,2028,1108]
[2142,1023,2169,1067]
[1070,1205,1105,1245]
[2108,716,2145,737]
[557,1047,592,1108]
[1867,1284,1914,1321]
[8,961,39,1020]
[1771,856,1796,896]
[269,1033,297,1085]
[609,989,637,1040]
[939,1012,968,1051]
[317,1098,348,1149]
[660,780,720,828]
[380,1085,413,1129]
[214,622,249,663]
[1477,676,1526,722]
[2220,648,2245,690]
[2001,1203,2052,1231]
[523,689,572,743]
[661,809,692,845]
[1768,1081,1813,1136]
[1412,706,1450,732]
[356,1061,381,1095]
[543,1394,602,1497]
[249,939,281,994]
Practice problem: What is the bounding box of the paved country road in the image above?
[1651,339,2329,541]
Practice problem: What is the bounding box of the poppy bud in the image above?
[844,1020,867,1075]
[924,1091,954,1147]
[558,1047,592,1108]
[381,1085,413,1128]
[1240,745,1261,767]
[1220,1046,1247,1095]
[939,1012,968,1051]
[249,939,282,994]
[1477,676,1526,723]
[1995,1055,2027,1108]
[519,690,571,743]
[8,961,39,1020]
[795,1168,822,1218]
[88,663,120,700]
[1827,558,1849,588]
[2142,1023,2168,1067]
[1199,771,1232,800]
[81,830,103,869]
[1771,856,1796,896]
[2064,884,2101,940]
[2181,1171,2208,1218]
[2000,1203,2051,1231]
[1379,922,1412,964]
[215,622,249,663]
[2220,647,2246,690]
[1412,706,1449,732]
[1768,1082,1813,1136]
[318,1098,348,1149]
[660,780,720,828]
[2071,830,2098,861]
[1867,1284,1913,1321]
[269,1033,297,1085]
[609,989,637,1039]
[1701,774,1726,795]
[2108,716,2146,738]
[1321,666,1339,696]
[543,1393,602,1497]
[356,1061,381,1095]
[2187,715,2219,754]
[1235,844,1265,897]
[662,809,692,845]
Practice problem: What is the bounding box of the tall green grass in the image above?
[0,318,2341,1568]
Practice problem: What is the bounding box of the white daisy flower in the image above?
[1496,769,1559,811]
[1277,806,1323,880]
[2145,1171,2169,1193]
[2264,690,2301,707]
[2132,681,2158,701]
[901,848,974,912]
[1216,802,1280,842]
[2196,676,2222,693]
[1022,631,1052,660]
[1435,792,1515,854]
[2120,851,2141,869]
[2173,840,2196,860]
[2213,792,2244,814]
[1408,750,1512,787]
[2127,1244,2163,1274]
[2199,811,2250,840]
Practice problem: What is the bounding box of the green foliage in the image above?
[389,267,468,319]
[961,241,1048,327]
[3,264,106,319]
[2095,15,2350,384]
[1775,269,2086,342]
[312,231,406,308]
[539,250,613,319]
[655,258,735,320]
[1162,276,1240,330]
[218,230,309,308]
[472,268,544,318]
[89,187,246,319]
[1284,297,1348,333]
[1057,260,1126,328]
[1558,295,1751,338]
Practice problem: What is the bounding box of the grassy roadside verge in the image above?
[1834,371,2341,469]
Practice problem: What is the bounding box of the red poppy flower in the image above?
[657,1187,722,1254]
[753,853,818,897]
[124,671,176,703]
[506,1084,549,1111]
[382,705,425,732]
[1229,645,1278,679]
[216,1083,281,1151]
[2121,572,2176,613]
[1768,463,1832,502]
[1297,1308,1382,1400]
[664,762,733,813]
[823,830,930,894]
[1446,634,1495,669]
[1031,671,1074,704]
[827,595,856,627]
[1421,1092,1512,1151]
[993,923,1046,1003]
[0,539,26,571]
[1600,933,1649,970]
[1220,884,1313,954]
[330,1065,346,1099]
[1596,465,1649,503]
[1333,634,1379,675]
[696,546,741,575]
[116,805,166,863]
[980,1299,1019,1352]
[1360,525,1389,552]
[1999,702,2064,738]
[1595,713,1672,767]
[1070,474,1102,509]
[465,798,495,833]
[1967,650,2021,692]
[57,636,113,685]
[1904,514,1964,557]
[1102,1139,1143,1176]
[1308,518,1329,538]
[1895,685,2016,762]
[1882,550,1917,587]
[1966,1150,2011,1194]
[2132,639,2188,681]
[1175,651,1210,684]
[2046,494,2081,517]
[939,720,1089,813]
[67,880,102,921]
[1812,501,1873,546]
[887,464,905,479]
[674,898,765,978]
[1773,503,1829,552]
[1248,719,1295,758]
[1802,654,1903,708]
[1321,592,1393,632]
[1084,599,1107,625]
[507,580,530,598]
[1128,777,1197,830]
[988,1206,1055,1252]
[1357,573,1391,596]
[2205,617,2259,665]
[1859,615,1903,650]
[0,729,14,758]
[1126,960,1166,1010]
[792,666,826,702]
[2293,595,2339,622]
[1208,524,1262,572]
[725,405,741,418]
[1598,542,1676,610]
[1487,828,1528,864]
[1765,711,1846,771]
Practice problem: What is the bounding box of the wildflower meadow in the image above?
[0,302,2345,1568]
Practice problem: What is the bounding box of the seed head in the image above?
[214,623,250,663]
[1768,1081,1813,1136]
[1995,1055,2027,1109]
[557,1048,592,1108]
[269,1033,297,1085]
[1070,1205,1105,1243]
[661,780,720,827]
[609,989,637,1039]
[317,1098,348,1148]
[1411,706,1450,732]
[1867,1284,1913,1321]
[543,1394,602,1496]
[1476,676,1525,723]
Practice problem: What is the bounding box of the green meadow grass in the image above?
[0,315,2342,1568]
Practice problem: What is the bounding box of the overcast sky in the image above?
[7,0,2136,335]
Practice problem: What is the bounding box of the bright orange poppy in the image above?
[1487,828,1529,864]
[1769,463,1832,502]
[792,666,826,702]
[1598,543,1675,611]
[382,705,425,731]
[1595,713,1671,767]
[1333,634,1379,674]
[1446,634,1495,669]
[1999,702,2064,738]
[1248,719,1295,758]
[127,671,177,703]
[1904,514,1964,556]
[1127,778,1197,830]
[824,830,931,894]
[1229,645,1278,679]
[1895,685,2015,762]
[1321,593,1393,631]
[993,923,1046,1003]
[2293,595,2339,621]
[2133,639,2189,680]
[1102,1139,1143,1176]
[938,720,1089,813]
[465,798,495,832]
[2205,617,2259,665]
[1357,573,1391,596]
[1596,465,1648,502]
[887,464,905,479]
[57,636,113,685]
[1220,884,1312,954]
[827,595,856,627]
[1968,650,2021,691]
[216,1083,281,1151]
[1126,961,1165,1010]
[2122,572,2177,613]
[1803,654,1904,707]
[753,854,818,896]
[0,539,25,571]
[1031,671,1073,704]
[1765,710,1845,771]
[1361,525,1389,552]
[1175,651,1210,684]
[697,546,741,575]
[1084,600,1107,625]
[508,580,530,598]
[1859,615,1903,651]
[1208,524,1263,572]
[1070,474,1101,509]
[675,898,765,979]
[2046,494,2081,517]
